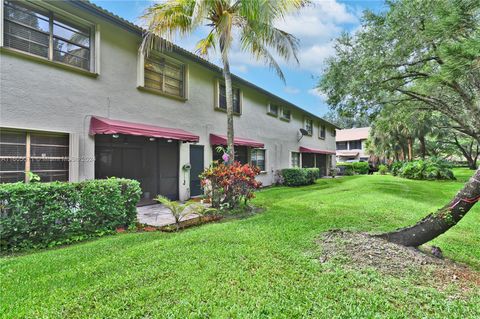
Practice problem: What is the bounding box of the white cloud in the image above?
[154,0,359,77]
[284,86,301,94]
[308,88,327,100]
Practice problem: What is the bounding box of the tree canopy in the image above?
[319,0,480,142]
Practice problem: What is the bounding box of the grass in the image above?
[1,168,479,318]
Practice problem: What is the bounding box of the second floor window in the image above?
[144,54,186,98]
[281,109,291,121]
[267,103,279,116]
[218,83,241,114]
[336,141,347,150]
[3,0,92,71]
[349,140,362,150]
[319,124,326,139]
[305,118,313,136]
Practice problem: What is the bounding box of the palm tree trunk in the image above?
[407,137,413,161]
[222,57,235,164]
[378,167,480,246]
[419,135,427,159]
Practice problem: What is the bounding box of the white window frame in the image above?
[137,51,189,100]
[280,108,291,122]
[319,123,326,139]
[267,103,279,117]
[290,151,302,168]
[304,118,313,136]
[250,148,266,172]
[1,0,100,74]
[214,79,242,115]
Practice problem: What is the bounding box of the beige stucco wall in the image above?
[0,1,336,200]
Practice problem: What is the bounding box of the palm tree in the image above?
[142,0,307,162]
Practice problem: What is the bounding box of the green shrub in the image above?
[305,168,320,184]
[337,162,369,175]
[389,161,404,176]
[0,178,141,252]
[378,164,388,175]
[397,158,455,180]
[281,168,319,186]
[352,162,369,174]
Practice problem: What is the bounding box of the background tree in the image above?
[142,0,306,162]
[323,110,371,129]
[319,0,480,247]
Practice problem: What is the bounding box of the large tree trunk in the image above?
[407,137,413,161]
[222,57,235,164]
[378,168,480,247]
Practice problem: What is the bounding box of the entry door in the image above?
[315,154,327,176]
[190,145,204,197]
[158,140,179,200]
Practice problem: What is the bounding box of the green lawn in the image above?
[1,168,479,318]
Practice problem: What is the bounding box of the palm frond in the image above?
[195,29,217,57]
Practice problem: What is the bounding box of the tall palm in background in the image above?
[141,0,307,162]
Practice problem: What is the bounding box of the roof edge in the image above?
[69,0,339,128]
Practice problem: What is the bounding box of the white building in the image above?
[0,0,337,204]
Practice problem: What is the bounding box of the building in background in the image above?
[335,127,370,162]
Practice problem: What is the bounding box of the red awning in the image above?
[299,146,336,155]
[89,116,199,142]
[210,134,264,148]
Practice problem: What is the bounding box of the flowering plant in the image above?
[200,161,262,209]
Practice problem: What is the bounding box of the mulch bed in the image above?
[317,230,480,295]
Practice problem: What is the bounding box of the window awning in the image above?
[89,116,199,142]
[299,146,336,155]
[337,151,359,157]
[210,134,264,148]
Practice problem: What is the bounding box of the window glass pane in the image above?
[219,85,240,113]
[268,104,278,115]
[4,20,49,57]
[291,152,300,167]
[4,1,49,32]
[305,119,313,135]
[53,19,90,47]
[282,109,291,120]
[53,38,90,69]
[336,142,348,150]
[251,149,265,171]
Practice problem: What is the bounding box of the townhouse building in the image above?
[0,0,337,204]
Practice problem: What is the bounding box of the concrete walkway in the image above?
[137,204,200,227]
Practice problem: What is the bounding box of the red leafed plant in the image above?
[200,161,262,209]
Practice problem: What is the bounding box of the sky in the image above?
[91,0,385,117]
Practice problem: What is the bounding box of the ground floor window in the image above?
[0,129,69,183]
[212,145,249,164]
[291,152,301,167]
[250,149,266,171]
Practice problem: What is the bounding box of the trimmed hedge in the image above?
[281,168,320,186]
[337,162,370,175]
[0,178,141,252]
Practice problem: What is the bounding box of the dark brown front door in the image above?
[95,135,179,205]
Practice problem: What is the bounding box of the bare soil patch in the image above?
[317,230,480,294]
